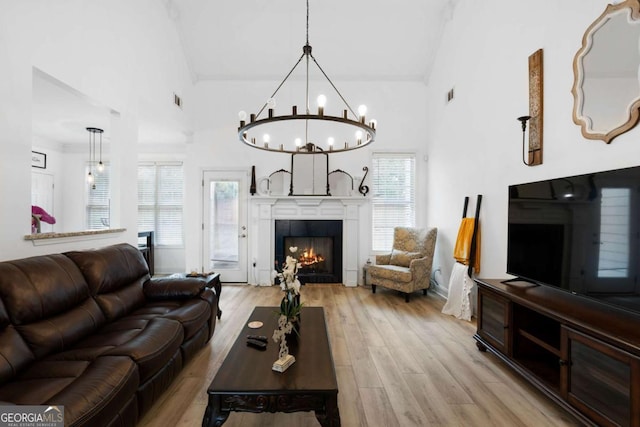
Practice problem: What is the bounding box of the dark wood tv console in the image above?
[474,278,640,427]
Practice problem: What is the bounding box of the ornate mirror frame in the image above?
[571,0,640,143]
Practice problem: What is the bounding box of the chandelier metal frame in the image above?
[237,0,376,154]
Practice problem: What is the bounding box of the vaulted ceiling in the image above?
[166,0,454,83]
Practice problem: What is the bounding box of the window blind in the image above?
[137,163,184,246]
[86,164,110,229]
[371,153,416,251]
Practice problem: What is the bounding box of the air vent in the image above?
[446,88,455,103]
[174,93,182,108]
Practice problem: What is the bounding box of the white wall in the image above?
[426,0,640,294]
[0,0,192,260]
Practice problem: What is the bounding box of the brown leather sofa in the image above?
[0,243,217,426]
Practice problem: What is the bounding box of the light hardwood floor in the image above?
[137,284,580,427]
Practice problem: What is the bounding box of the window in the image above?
[86,164,110,229]
[138,162,184,246]
[371,153,416,251]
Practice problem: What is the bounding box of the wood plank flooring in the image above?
[137,284,580,427]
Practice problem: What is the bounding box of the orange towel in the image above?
[453,217,481,273]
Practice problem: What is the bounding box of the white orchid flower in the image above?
[289,246,298,253]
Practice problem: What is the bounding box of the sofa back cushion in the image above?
[0,254,105,359]
[65,243,150,321]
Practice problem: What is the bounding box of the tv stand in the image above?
[475,278,640,427]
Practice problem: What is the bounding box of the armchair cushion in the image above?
[390,250,422,267]
[367,265,413,283]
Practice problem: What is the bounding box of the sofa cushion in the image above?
[53,317,184,383]
[0,355,139,427]
[367,264,413,283]
[390,249,422,267]
[0,254,105,358]
[136,299,212,340]
[65,244,150,321]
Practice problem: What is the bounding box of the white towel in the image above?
[441,262,474,321]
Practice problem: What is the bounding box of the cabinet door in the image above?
[477,288,511,354]
[562,327,640,427]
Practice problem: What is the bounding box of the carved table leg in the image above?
[202,395,229,427]
[315,395,341,427]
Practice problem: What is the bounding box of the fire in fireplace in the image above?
[284,237,333,275]
[275,220,342,283]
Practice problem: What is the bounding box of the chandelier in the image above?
[237,0,376,154]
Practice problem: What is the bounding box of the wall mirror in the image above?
[31,68,116,233]
[290,153,329,196]
[572,0,640,143]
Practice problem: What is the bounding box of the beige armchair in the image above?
[368,226,437,302]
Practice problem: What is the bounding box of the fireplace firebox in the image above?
[275,220,342,284]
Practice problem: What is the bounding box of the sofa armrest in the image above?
[376,253,392,265]
[144,277,206,300]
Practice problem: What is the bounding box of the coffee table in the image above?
[202,306,340,426]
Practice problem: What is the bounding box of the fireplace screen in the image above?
[284,237,333,275]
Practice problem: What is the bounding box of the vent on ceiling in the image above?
[174,93,182,109]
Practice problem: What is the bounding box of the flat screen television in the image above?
[507,165,640,315]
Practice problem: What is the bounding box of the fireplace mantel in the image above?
[249,196,368,287]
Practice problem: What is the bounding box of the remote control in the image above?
[246,338,267,350]
[247,335,268,342]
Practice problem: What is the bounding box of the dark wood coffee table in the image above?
[202,306,340,426]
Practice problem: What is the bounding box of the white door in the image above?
[31,171,55,233]
[203,170,248,283]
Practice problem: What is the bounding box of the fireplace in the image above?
[275,220,343,283]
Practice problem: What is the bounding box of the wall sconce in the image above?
[517,115,532,166]
[86,127,104,190]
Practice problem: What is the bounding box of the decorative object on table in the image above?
[358,166,370,196]
[250,165,257,195]
[236,0,376,155]
[247,321,263,329]
[271,246,302,372]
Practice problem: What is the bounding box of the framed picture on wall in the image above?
[31,151,46,169]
